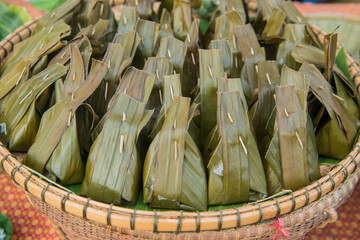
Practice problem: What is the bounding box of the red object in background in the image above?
[294,2,360,17]
[0,174,60,240]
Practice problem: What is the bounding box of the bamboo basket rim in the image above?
[1,1,360,234]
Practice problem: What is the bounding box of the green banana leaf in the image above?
[0,63,67,149]
[112,30,141,62]
[117,6,137,34]
[143,96,207,211]
[280,1,306,24]
[182,19,199,97]
[128,0,151,19]
[210,40,231,76]
[77,0,117,36]
[8,102,41,152]
[208,91,267,205]
[0,20,70,92]
[214,10,244,41]
[236,24,265,104]
[199,49,225,145]
[91,67,155,141]
[48,35,92,67]
[299,63,358,146]
[276,85,308,191]
[156,36,187,76]
[158,8,174,41]
[25,59,108,174]
[135,19,160,60]
[264,129,282,196]
[260,8,286,45]
[257,0,281,21]
[324,32,338,81]
[143,57,174,131]
[42,45,89,185]
[316,74,359,159]
[291,43,326,68]
[218,0,246,23]
[280,66,320,182]
[251,60,280,158]
[276,24,309,70]
[150,74,182,140]
[172,0,191,41]
[32,0,80,34]
[81,93,153,205]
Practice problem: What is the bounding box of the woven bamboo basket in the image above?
[1,1,360,239]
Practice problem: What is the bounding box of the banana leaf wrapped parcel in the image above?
[81,68,155,205]
[207,90,267,205]
[143,96,207,211]
[0,64,67,151]
[25,58,108,185]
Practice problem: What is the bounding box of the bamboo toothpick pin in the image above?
[266,73,272,85]
[120,135,124,153]
[174,140,178,161]
[227,112,234,123]
[156,69,160,79]
[333,93,344,101]
[170,86,174,100]
[104,82,108,100]
[67,111,72,126]
[159,89,163,105]
[16,67,27,85]
[100,4,104,15]
[295,131,303,149]
[167,49,172,58]
[208,66,213,77]
[191,52,196,65]
[239,136,248,154]
[19,90,32,104]
[284,108,289,118]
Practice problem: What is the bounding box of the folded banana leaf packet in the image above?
[0,0,359,212]
[143,96,207,211]
[207,90,267,205]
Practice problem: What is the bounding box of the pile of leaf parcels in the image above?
[0,0,359,211]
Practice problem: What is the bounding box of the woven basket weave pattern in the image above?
[1,2,360,239]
